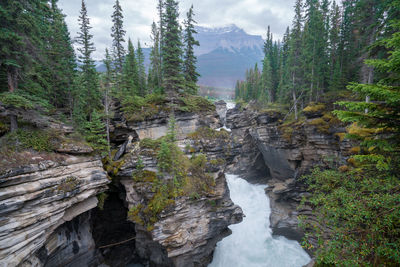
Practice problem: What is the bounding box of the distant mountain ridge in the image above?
[96,24,265,90]
[195,24,264,89]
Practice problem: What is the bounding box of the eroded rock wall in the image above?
[0,155,109,266]
[226,103,352,244]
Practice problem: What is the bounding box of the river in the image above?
[208,174,311,267]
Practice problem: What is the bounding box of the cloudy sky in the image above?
[58,0,295,60]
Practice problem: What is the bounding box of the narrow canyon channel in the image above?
[209,102,310,267]
[209,174,310,267]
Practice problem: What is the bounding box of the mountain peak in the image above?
[196,24,244,35]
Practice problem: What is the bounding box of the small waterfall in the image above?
[208,174,311,267]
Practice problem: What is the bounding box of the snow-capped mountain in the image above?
[96,24,264,90]
[196,24,264,89]
[195,24,264,56]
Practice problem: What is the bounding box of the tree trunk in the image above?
[10,114,18,132]
[7,67,19,131]
[7,67,18,92]
[292,72,298,120]
[105,87,111,159]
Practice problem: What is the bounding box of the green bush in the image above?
[0,92,34,109]
[301,168,400,266]
[178,95,215,113]
[4,129,56,152]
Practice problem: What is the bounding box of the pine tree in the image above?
[102,49,113,158]
[287,0,304,120]
[162,0,184,95]
[136,40,147,96]
[76,0,100,117]
[48,0,76,111]
[85,110,108,154]
[149,21,162,93]
[111,0,126,75]
[183,5,200,95]
[302,0,326,101]
[158,0,165,78]
[0,0,52,131]
[122,39,139,95]
[277,27,291,102]
[328,1,341,91]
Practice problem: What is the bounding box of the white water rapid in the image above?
[208,174,311,267]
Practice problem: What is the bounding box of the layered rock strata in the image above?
[0,154,109,266]
[226,103,352,243]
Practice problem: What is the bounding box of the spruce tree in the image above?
[0,0,51,130]
[162,0,184,95]
[287,0,304,120]
[149,22,162,93]
[183,5,200,95]
[122,39,139,95]
[76,0,100,117]
[111,0,126,75]
[277,27,291,102]
[85,110,108,154]
[136,40,147,96]
[48,0,76,111]
[102,48,112,158]
[328,1,341,91]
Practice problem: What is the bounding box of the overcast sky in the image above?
[58,0,295,60]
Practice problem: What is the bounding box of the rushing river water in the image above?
[208,174,311,267]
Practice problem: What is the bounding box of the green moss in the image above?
[140,138,162,150]
[57,176,79,192]
[303,102,326,113]
[278,118,305,141]
[177,95,215,113]
[102,155,125,177]
[97,192,108,210]
[209,158,225,166]
[309,118,330,133]
[187,127,229,140]
[133,170,157,182]
[3,128,57,152]
[121,94,167,122]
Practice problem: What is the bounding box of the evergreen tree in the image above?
[277,27,291,102]
[0,0,53,130]
[136,40,147,96]
[111,0,126,75]
[158,0,165,78]
[287,0,304,120]
[302,0,326,101]
[85,110,108,154]
[328,1,341,91]
[102,48,112,158]
[183,5,200,95]
[48,0,76,111]
[122,39,139,95]
[76,0,100,117]
[162,0,184,95]
[149,21,162,93]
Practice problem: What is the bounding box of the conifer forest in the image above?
[0,0,399,267]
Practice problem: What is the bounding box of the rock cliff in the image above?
[108,103,243,267]
[0,153,109,266]
[226,102,352,244]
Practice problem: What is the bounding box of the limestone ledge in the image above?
[0,156,109,266]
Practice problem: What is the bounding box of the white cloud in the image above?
[58,0,294,60]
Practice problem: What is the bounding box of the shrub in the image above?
[301,168,400,266]
[4,128,56,152]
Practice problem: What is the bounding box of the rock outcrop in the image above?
[0,153,109,266]
[121,171,242,267]
[109,104,243,267]
[226,103,352,244]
